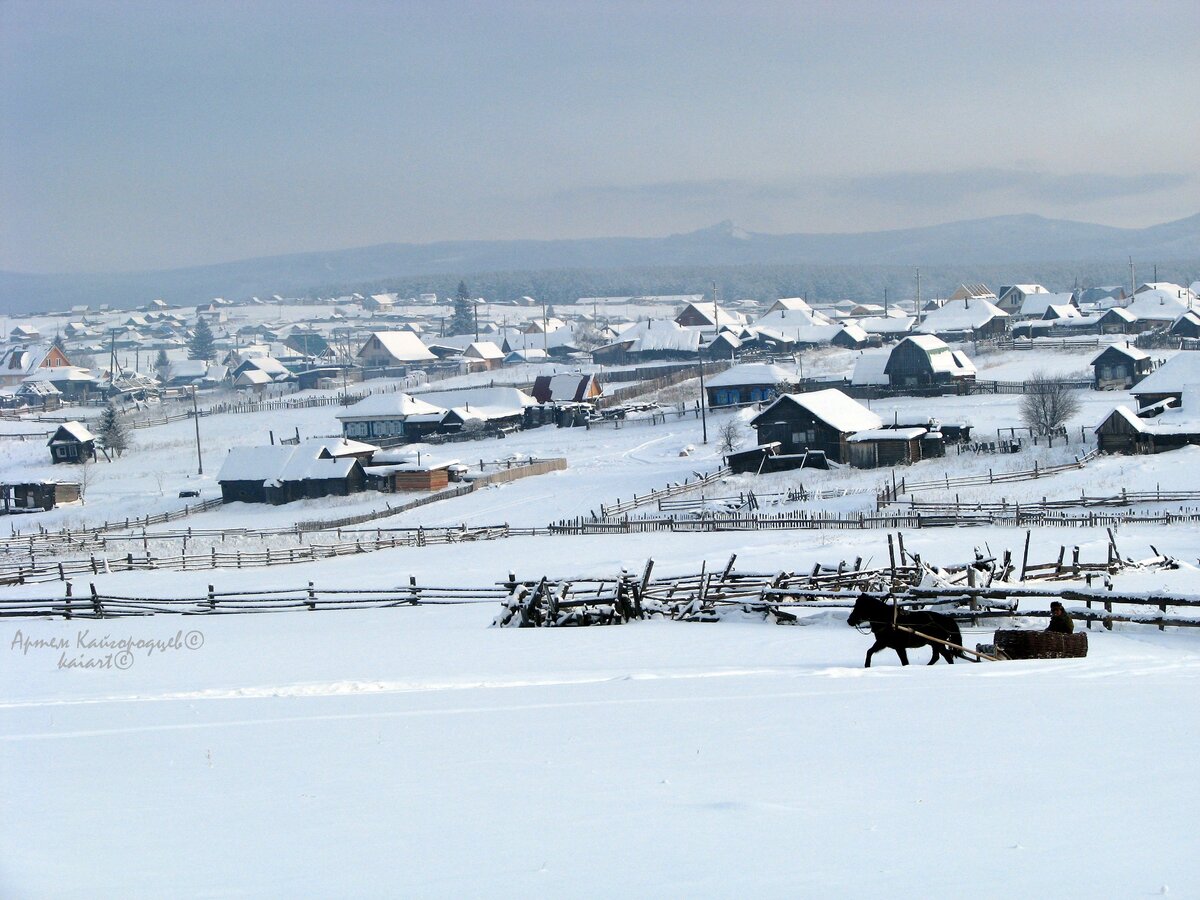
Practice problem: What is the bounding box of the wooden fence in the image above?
[6,543,1196,634]
[552,507,1200,534]
[877,450,1097,504]
[597,467,731,518]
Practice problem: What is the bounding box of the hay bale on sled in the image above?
[994,629,1088,660]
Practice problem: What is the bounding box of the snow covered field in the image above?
[4,363,1200,897]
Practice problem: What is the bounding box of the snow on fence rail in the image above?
[895,488,1200,515]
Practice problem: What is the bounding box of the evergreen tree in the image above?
[450,280,474,336]
[188,317,215,361]
[154,349,172,383]
[97,403,129,458]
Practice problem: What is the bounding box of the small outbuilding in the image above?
[1090,344,1153,390]
[847,427,929,468]
[47,421,96,464]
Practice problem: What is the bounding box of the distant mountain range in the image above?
[3,213,1197,313]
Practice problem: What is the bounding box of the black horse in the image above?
[846,593,972,667]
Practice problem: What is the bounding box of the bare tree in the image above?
[719,419,745,454]
[1020,370,1081,436]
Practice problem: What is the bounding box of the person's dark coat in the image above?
[1046,605,1074,633]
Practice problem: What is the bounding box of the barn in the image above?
[883,336,976,388]
[749,389,882,463]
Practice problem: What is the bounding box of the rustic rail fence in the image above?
[0,525,550,586]
[553,507,1200,534]
[877,450,1097,504]
[597,467,731,518]
[5,536,1195,634]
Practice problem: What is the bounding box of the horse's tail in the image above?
[948,620,980,662]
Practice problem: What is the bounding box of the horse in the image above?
[846,593,974,668]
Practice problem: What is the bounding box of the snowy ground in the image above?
[4,352,1200,897]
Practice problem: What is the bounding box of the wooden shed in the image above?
[2,481,81,512]
[847,427,927,468]
[47,421,96,464]
[365,460,459,492]
[1090,344,1153,390]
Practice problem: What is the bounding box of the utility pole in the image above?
[915,268,922,325]
[542,302,548,352]
[697,345,708,445]
[1129,257,1136,298]
[712,280,719,341]
[191,385,204,475]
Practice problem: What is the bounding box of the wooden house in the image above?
[356,331,437,370]
[47,421,96,464]
[674,302,745,330]
[915,298,1008,340]
[1169,312,1200,339]
[463,341,504,372]
[705,363,798,408]
[217,443,367,505]
[0,343,73,388]
[1090,344,1153,390]
[883,336,976,388]
[336,392,447,442]
[1097,307,1144,334]
[749,389,882,463]
[995,284,1048,315]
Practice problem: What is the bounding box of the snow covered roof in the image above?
[764,297,814,314]
[857,315,915,335]
[308,437,380,457]
[751,389,883,433]
[915,297,1008,333]
[754,308,833,329]
[218,444,359,485]
[611,320,701,353]
[50,421,94,443]
[848,427,927,442]
[419,386,536,419]
[1099,307,1137,322]
[1043,303,1082,320]
[1019,292,1075,317]
[1125,289,1198,322]
[362,331,438,362]
[235,369,272,386]
[1132,352,1200,396]
[851,351,890,386]
[751,324,842,346]
[336,392,447,421]
[1090,343,1149,364]
[465,341,504,360]
[706,363,799,388]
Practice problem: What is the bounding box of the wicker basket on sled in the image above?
[994,629,1088,660]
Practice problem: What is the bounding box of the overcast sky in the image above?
[2,0,1197,273]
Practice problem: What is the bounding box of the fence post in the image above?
[90,582,103,618]
[208,584,216,610]
[307,581,316,610]
[64,581,73,619]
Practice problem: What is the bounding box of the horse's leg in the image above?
[928,644,939,665]
[943,645,956,664]
[895,646,909,666]
[864,640,884,668]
